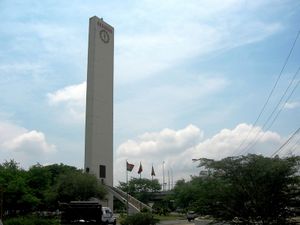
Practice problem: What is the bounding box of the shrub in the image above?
[140,207,150,213]
[3,216,59,225]
[120,212,159,225]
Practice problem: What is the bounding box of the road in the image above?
[158,220,194,225]
[158,219,224,225]
[115,215,217,225]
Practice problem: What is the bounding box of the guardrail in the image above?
[105,185,152,213]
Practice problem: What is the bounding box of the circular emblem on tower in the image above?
[99,29,110,43]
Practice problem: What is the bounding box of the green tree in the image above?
[26,163,81,210]
[172,179,196,210]
[0,160,38,214]
[26,164,52,210]
[118,178,161,203]
[43,163,78,186]
[195,154,300,224]
[56,171,107,202]
[0,160,107,215]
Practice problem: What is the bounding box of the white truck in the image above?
[101,207,116,225]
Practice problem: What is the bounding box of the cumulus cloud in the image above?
[3,130,56,154]
[0,121,56,167]
[114,123,295,185]
[47,82,86,122]
[184,124,281,161]
[48,82,86,105]
[117,125,203,157]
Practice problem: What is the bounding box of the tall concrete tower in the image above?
[85,16,114,209]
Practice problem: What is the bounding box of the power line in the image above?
[279,136,300,157]
[235,29,300,155]
[271,127,300,157]
[288,137,300,155]
[239,66,300,154]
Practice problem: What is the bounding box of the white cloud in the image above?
[47,82,86,122]
[186,123,281,161]
[3,130,56,154]
[0,120,56,168]
[0,121,27,143]
[115,124,203,185]
[284,101,300,109]
[117,125,203,157]
[48,82,86,104]
[114,123,294,185]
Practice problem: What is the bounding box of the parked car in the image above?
[186,210,197,221]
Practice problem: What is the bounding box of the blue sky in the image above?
[0,0,299,185]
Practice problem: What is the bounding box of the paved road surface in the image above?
[158,220,194,225]
[158,219,223,225]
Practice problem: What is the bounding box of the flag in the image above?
[127,161,134,172]
[151,165,155,176]
[138,162,143,174]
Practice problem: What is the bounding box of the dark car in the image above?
[186,210,197,221]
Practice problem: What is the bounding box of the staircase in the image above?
[105,185,152,214]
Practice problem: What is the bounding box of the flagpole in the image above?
[171,168,173,190]
[162,161,165,192]
[126,160,129,215]
[151,163,154,193]
[168,170,170,191]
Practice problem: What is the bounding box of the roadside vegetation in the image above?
[0,160,106,223]
[172,154,300,225]
[3,216,59,225]
[1,154,299,225]
[117,155,299,224]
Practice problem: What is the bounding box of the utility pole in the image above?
[171,168,173,190]
[168,170,170,191]
[162,161,165,191]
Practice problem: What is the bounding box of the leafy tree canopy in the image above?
[0,160,106,214]
[173,154,300,225]
[118,178,161,203]
[56,170,106,202]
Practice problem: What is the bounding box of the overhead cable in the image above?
[271,127,300,157]
[240,66,300,154]
[235,29,300,155]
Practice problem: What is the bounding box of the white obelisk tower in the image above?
[85,16,114,209]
